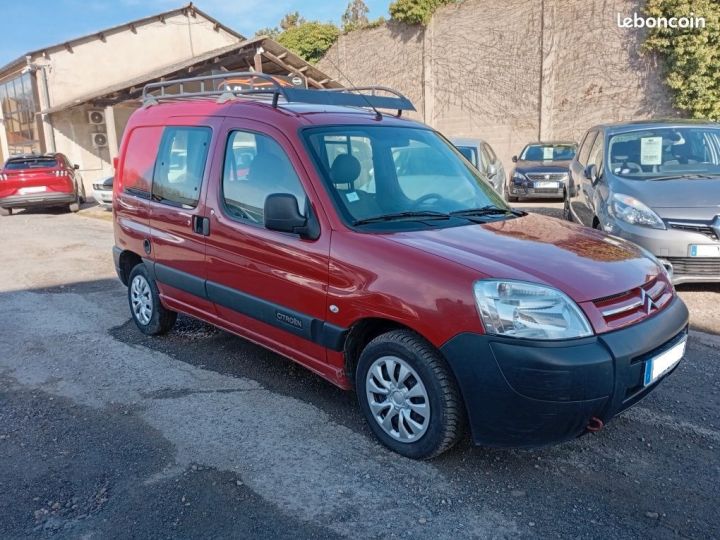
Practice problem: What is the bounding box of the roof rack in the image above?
[141,72,415,116]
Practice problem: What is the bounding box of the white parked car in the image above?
[451,137,506,195]
[92,176,113,209]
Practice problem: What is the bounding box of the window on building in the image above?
[222,130,307,224]
[0,72,42,155]
[152,127,211,208]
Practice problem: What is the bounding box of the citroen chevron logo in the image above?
[640,288,657,314]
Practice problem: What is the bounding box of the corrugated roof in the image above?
[39,37,341,114]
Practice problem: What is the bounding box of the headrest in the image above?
[248,153,284,183]
[330,154,361,185]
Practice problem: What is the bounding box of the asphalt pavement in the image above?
[0,206,718,539]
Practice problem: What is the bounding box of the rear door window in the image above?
[121,126,163,197]
[152,127,212,208]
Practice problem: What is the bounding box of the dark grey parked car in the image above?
[566,120,720,284]
[506,141,577,201]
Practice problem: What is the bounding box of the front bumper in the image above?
[440,296,689,448]
[0,192,76,209]
[509,183,565,199]
[601,216,720,284]
[93,189,113,207]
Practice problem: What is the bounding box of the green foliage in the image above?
[254,26,280,39]
[644,0,720,119]
[277,22,341,64]
[342,0,370,31]
[280,11,305,31]
[388,0,456,25]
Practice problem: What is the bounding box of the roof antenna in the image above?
[321,53,383,121]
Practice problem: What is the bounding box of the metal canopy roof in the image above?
[39,36,342,115]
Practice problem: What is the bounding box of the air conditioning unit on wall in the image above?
[87,110,105,125]
[92,132,108,148]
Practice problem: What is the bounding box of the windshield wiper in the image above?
[648,173,717,181]
[353,210,451,226]
[450,205,527,218]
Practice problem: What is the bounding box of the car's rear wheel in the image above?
[0,207,12,216]
[127,264,177,335]
[356,330,465,459]
[68,192,81,213]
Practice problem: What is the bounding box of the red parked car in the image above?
[113,74,688,459]
[0,153,85,216]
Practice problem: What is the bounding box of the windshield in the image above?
[520,144,576,161]
[4,158,58,170]
[608,127,720,179]
[303,126,509,228]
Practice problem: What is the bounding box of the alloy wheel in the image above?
[130,274,153,325]
[365,355,430,442]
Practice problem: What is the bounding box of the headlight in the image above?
[512,171,527,183]
[610,193,665,230]
[473,280,593,340]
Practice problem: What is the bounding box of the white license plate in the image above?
[19,186,46,194]
[644,337,686,386]
[534,181,559,189]
[689,244,720,258]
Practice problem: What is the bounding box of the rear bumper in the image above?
[440,296,689,448]
[0,192,75,209]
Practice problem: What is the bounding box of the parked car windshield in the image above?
[4,157,58,169]
[303,126,508,228]
[608,126,720,179]
[520,144,576,161]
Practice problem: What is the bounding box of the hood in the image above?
[514,160,571,173]
[385,213,661,303]
[611,175,720,215]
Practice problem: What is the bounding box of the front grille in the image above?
[530,187,562,194]
[593,275,673,330]
[526,173,567,182]
[666,257,720,276]
[667,221,718,240]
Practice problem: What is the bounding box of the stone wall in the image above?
[318,0,676,171]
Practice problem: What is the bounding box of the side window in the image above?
[587,133,604,171]
[152,126,211,208]
[222,130,307,225]
[121,126,163,196]
[482,143,497,162]
[578,131,597,166]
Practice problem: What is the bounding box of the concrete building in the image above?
[0,3,338,190]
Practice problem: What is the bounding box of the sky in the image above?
[0,0,392,65]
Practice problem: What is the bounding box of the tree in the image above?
[254,26,280,39]
[644,0,720,119]
[280,11,305,31]
[277,22,341,64]
[342,0,370,32]
[388,0,456,26]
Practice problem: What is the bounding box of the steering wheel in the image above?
[413,193,445,208]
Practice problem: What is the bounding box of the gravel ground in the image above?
[0,207,718,539]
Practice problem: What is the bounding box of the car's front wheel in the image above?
[563,196,572,221]
[356,330,465,459]
[127,264,177,335]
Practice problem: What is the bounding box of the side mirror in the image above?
[487,163,497,178]
[511,155,518,163]
[585,164,601,184]
[264,193,318,240]
[73,164,80,170]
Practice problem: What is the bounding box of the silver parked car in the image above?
[451,138,506,194]
[566,120,720,284]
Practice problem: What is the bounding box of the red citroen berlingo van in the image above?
[112,74,688,459]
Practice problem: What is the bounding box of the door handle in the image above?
[192,215,210,236]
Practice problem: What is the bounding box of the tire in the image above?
[79,182,87,204]
[563,196,572,222]
[0,207,12,216]
[356,330,465,459]
[68,193,81,213]
[127,264,177,336]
